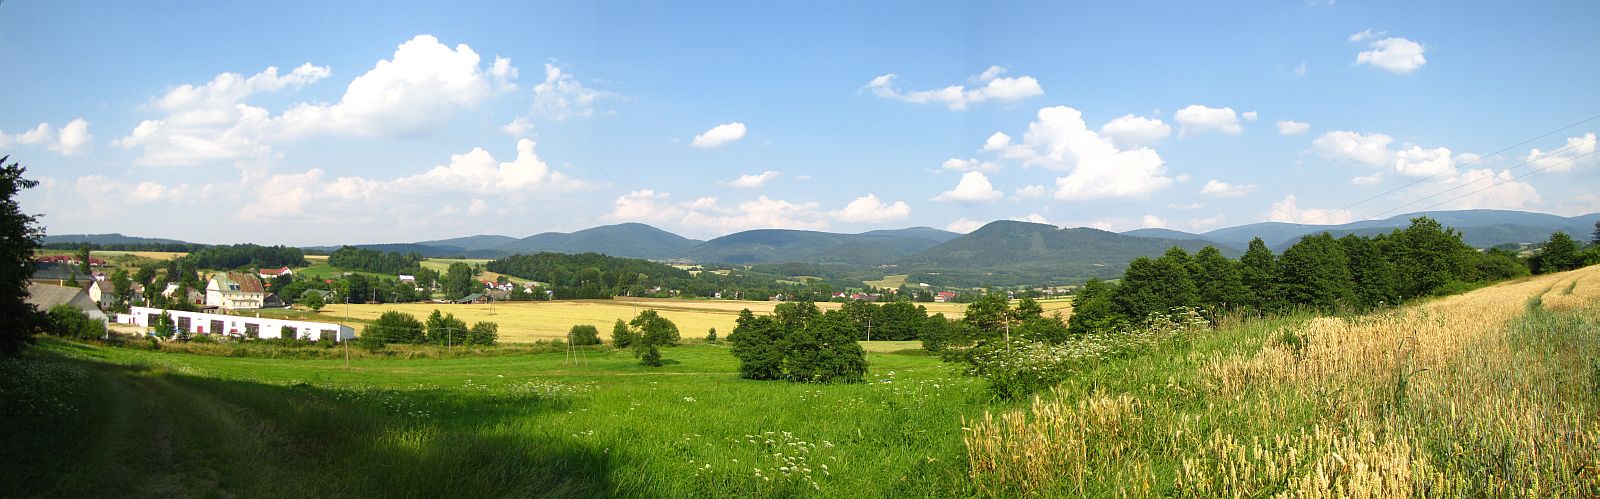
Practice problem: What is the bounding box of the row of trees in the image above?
[328,246,424,275]
[182,244,307,270]
[361,310,498,346]
[727,302,868,383]
[1531,231,1600,274]
[1068,217,1535,333]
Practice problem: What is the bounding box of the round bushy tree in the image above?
[568,324,601,346]
[781,312,866,383]
[610,319,634,348]
[362,311,423,346]
[629,309,679,367]
[729,309,785,379]
[468,321,499,346]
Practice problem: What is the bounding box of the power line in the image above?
[1399,148,1598,218]
[1254,114,1599,241]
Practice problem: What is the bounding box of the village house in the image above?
[87,279,117,309]
[934,291,958,303]
[257,266,293,280]
[27,282,109,324]
[162,283,205,306]
[118,306,354,342]
[205,272,266,310]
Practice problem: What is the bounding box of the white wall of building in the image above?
[119,306,355,342]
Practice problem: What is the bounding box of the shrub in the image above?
[362,311,422,346]
[568,324,601,346]
[967,307,1208,399]
[298,291,325,311]
[468,321,499,346]
[705,327,717,343]
[46,305,103,340]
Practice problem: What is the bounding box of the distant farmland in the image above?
[290,296,1072,342]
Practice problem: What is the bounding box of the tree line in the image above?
[1068,217,1540,332]
[180,244,307,270]
[327,246,425,275]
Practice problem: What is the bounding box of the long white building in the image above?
[118,306,355,342]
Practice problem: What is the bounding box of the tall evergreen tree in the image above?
[0,156,45,356]
[1239,238,1279,311]
[1276,233,1355,310]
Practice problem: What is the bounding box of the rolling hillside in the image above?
[500,223,702,259]
[1126,209,1600,249]
[673,227,959,265]
[897,220,1234,285]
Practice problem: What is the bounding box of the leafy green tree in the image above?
[442,262,478,300]
[1115,249,1197,320]
[1193,246,1248,313]
[1533,231,1581,274]
[918,314,971,353]
[628,309,679,366]
[705,327,717,343]
[781,312,866,383]
[1340,234,1400,309]
[361,311,423,346]
[876,301,929,341]
[569,324,602,345]
[1476,248,1530,281]
[0,156,46,355]
[1067,279,1126,336]
[298,291,325,311]
[426,309,468,345]
[1389,217,1475,297]
[1276,233,1355,310]
[1593,220,1600,246]
[110,268,133,313]
[610,319,634,348]
[961,292,1012,333]
[48,304,104,339]
[729,309,786,379]
[1240,238,1278,311]
[773,301,821,331]
[1011,297,1044,322]
[467,321,499,346]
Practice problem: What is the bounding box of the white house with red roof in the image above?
[257,266,293,280]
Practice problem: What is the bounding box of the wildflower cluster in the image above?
[740,430,835,492]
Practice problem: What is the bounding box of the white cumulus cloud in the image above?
[1099,114,1172,148]
[1174,105,1244,136]
[988,106,1172,200]
[1265,195,1353,224]
[941,158,1000,173]
[722,170,781,188]
[603,190,832,236]
[933,171,1003,202]
[1526,133,1598,173]
[1355,37,1427,73]
[1277,120,1310,135]
[0,119,92,156]
[691,122,747,148]
[1141,215,1167,228]
[831,194,911,223]
[864,66,1043,111]
[945,218,986,234]
[1200,179,1260,198]
[532,63,608,120]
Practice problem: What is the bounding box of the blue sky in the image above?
[4,1,1598,245]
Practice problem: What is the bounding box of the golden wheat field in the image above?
[963,265,1600,497]
[294,296,1070,342]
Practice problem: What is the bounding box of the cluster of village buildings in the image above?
[28,257,352,342]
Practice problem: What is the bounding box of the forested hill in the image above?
[896,221,1235,285]
[485,252,692,299]
[675,227,958,265]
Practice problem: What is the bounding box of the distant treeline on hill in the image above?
[487,252,691,299]
[182,244,307,270]
[40,241,208,252]
[1068,217,1532,333]
[328,246,425,275]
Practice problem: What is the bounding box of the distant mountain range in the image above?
[1124,209,1600,249]
[71,209,1600,284]
[40,233,192,246]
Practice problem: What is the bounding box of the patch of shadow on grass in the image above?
[5,351,617,498]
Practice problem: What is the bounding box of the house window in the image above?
[321,329,336,342]
[244,323,259,338]
[210,320,224,335]
[146,313,158,325]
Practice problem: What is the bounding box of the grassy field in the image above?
[278,297,1072,342]
[4,337,986,497]
[12,267,1594,496]
[863,274,908,288]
